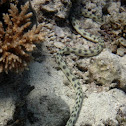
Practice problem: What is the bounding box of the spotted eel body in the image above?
[55,3,105,126]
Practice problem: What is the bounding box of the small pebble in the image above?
[54,26,65,38]
[54,42,65,48]
[117,48,125,57]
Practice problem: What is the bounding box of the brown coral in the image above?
[0,2,44,73]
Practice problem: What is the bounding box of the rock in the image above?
[39,0,71,19]
[76,89,126,126]
[0,1,125,126]
[120,55,126,91]
[87,50,126,90]
[117,47,125,56]
[54,26,65,38]
[88,50,121,87]
[26,61,70,126]
[119,38,126,47]
[0,98,15,126]
[41,5,57,13]
[54,41,65,48]
[116,105,126,126]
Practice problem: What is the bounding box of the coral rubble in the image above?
[101,1,126,56]
[0,2,44,73]
[0,0,18,5]
[39,0,71,19]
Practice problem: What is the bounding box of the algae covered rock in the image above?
[88,50,126,90]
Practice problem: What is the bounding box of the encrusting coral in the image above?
[0,2,44,73]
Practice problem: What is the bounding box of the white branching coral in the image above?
[0,2,44,73]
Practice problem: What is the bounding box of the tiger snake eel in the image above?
[55,11,105,126]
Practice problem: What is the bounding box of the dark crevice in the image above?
[121,0,126,6]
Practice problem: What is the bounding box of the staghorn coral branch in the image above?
[8,3,18,18]
[20,3,30,17]
[3,13,12,27]
[0,22,5,39]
